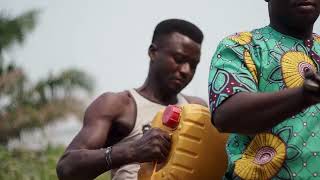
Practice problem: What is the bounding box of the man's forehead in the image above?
[168,32,195,42]
[158,32,199,46]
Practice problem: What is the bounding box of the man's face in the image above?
[149,32,201,94]
[269,0,320,28]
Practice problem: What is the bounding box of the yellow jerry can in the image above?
[138,104,229,180]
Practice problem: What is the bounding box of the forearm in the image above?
[57,142,136,180]
[214,87,315,134]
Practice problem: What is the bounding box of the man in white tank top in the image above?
[57,19,207,180]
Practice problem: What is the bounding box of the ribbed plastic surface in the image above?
[138,104,229,180]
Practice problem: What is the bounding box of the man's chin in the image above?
[294,12,319,25]
[167,85,185,95]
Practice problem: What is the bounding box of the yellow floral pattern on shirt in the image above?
[229,32,253,45]
[234,133,286,180]
[281,51,317,88]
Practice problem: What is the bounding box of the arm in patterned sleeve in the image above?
[208,38,315,134]
[208,37,259,113]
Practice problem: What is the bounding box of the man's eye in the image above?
[174,58,184,63]
[173,56,184,63]
[190,63,197,69]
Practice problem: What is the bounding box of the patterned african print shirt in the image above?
[208,26,320,180]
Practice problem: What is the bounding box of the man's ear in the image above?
[148,43,158,62]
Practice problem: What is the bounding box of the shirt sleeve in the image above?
[208,38,259,114]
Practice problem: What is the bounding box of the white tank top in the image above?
[111,89,188,180]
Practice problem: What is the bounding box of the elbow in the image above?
[56,153,74,180]
[214,119,229,133]
[56,161,68,180]
[212,110,230,133]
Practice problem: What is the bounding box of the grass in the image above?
[0,145,111,180]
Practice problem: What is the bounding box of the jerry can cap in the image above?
[162,105,182,129]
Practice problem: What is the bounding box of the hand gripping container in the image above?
[138,104,229,180]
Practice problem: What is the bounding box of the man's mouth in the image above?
[295,1,316,9]
[171,78,184,86]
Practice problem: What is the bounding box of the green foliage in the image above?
[0,65,94,143]
[0,10,94,143]
[0,10,38,51]
[0,145,111,180]
[0,9,108,180]
[0,145,62,180]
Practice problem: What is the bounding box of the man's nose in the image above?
[179,63,191,76]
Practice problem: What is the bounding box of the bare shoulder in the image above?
[182,94,208,107]
[84,90,135,123]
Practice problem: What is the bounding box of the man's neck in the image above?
[137,79,178,105]
[269,21,314,40]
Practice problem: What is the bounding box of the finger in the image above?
[146,128,160,137]
[151,128,171,142]
[304,69,316,80]
[151,146,165,161]
[158,139,171,155]
[160,131,171,142]
[313,73,320,84]
[156,148,168,162]
[159,134,171,150]
[150,128,171,148]
[304,79,320,92]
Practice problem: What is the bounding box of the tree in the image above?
[0,10,94,144]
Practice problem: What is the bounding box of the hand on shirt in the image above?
[303,69,320,102]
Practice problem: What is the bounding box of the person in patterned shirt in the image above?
[209,0,320,179]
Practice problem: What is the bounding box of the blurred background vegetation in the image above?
[0,10,110,179]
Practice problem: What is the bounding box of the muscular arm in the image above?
[56,92,136,180]
[56,92,171,180]
[209,39,320,135]
[213,87,316,134]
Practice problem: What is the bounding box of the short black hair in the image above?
[152,19,203,44]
